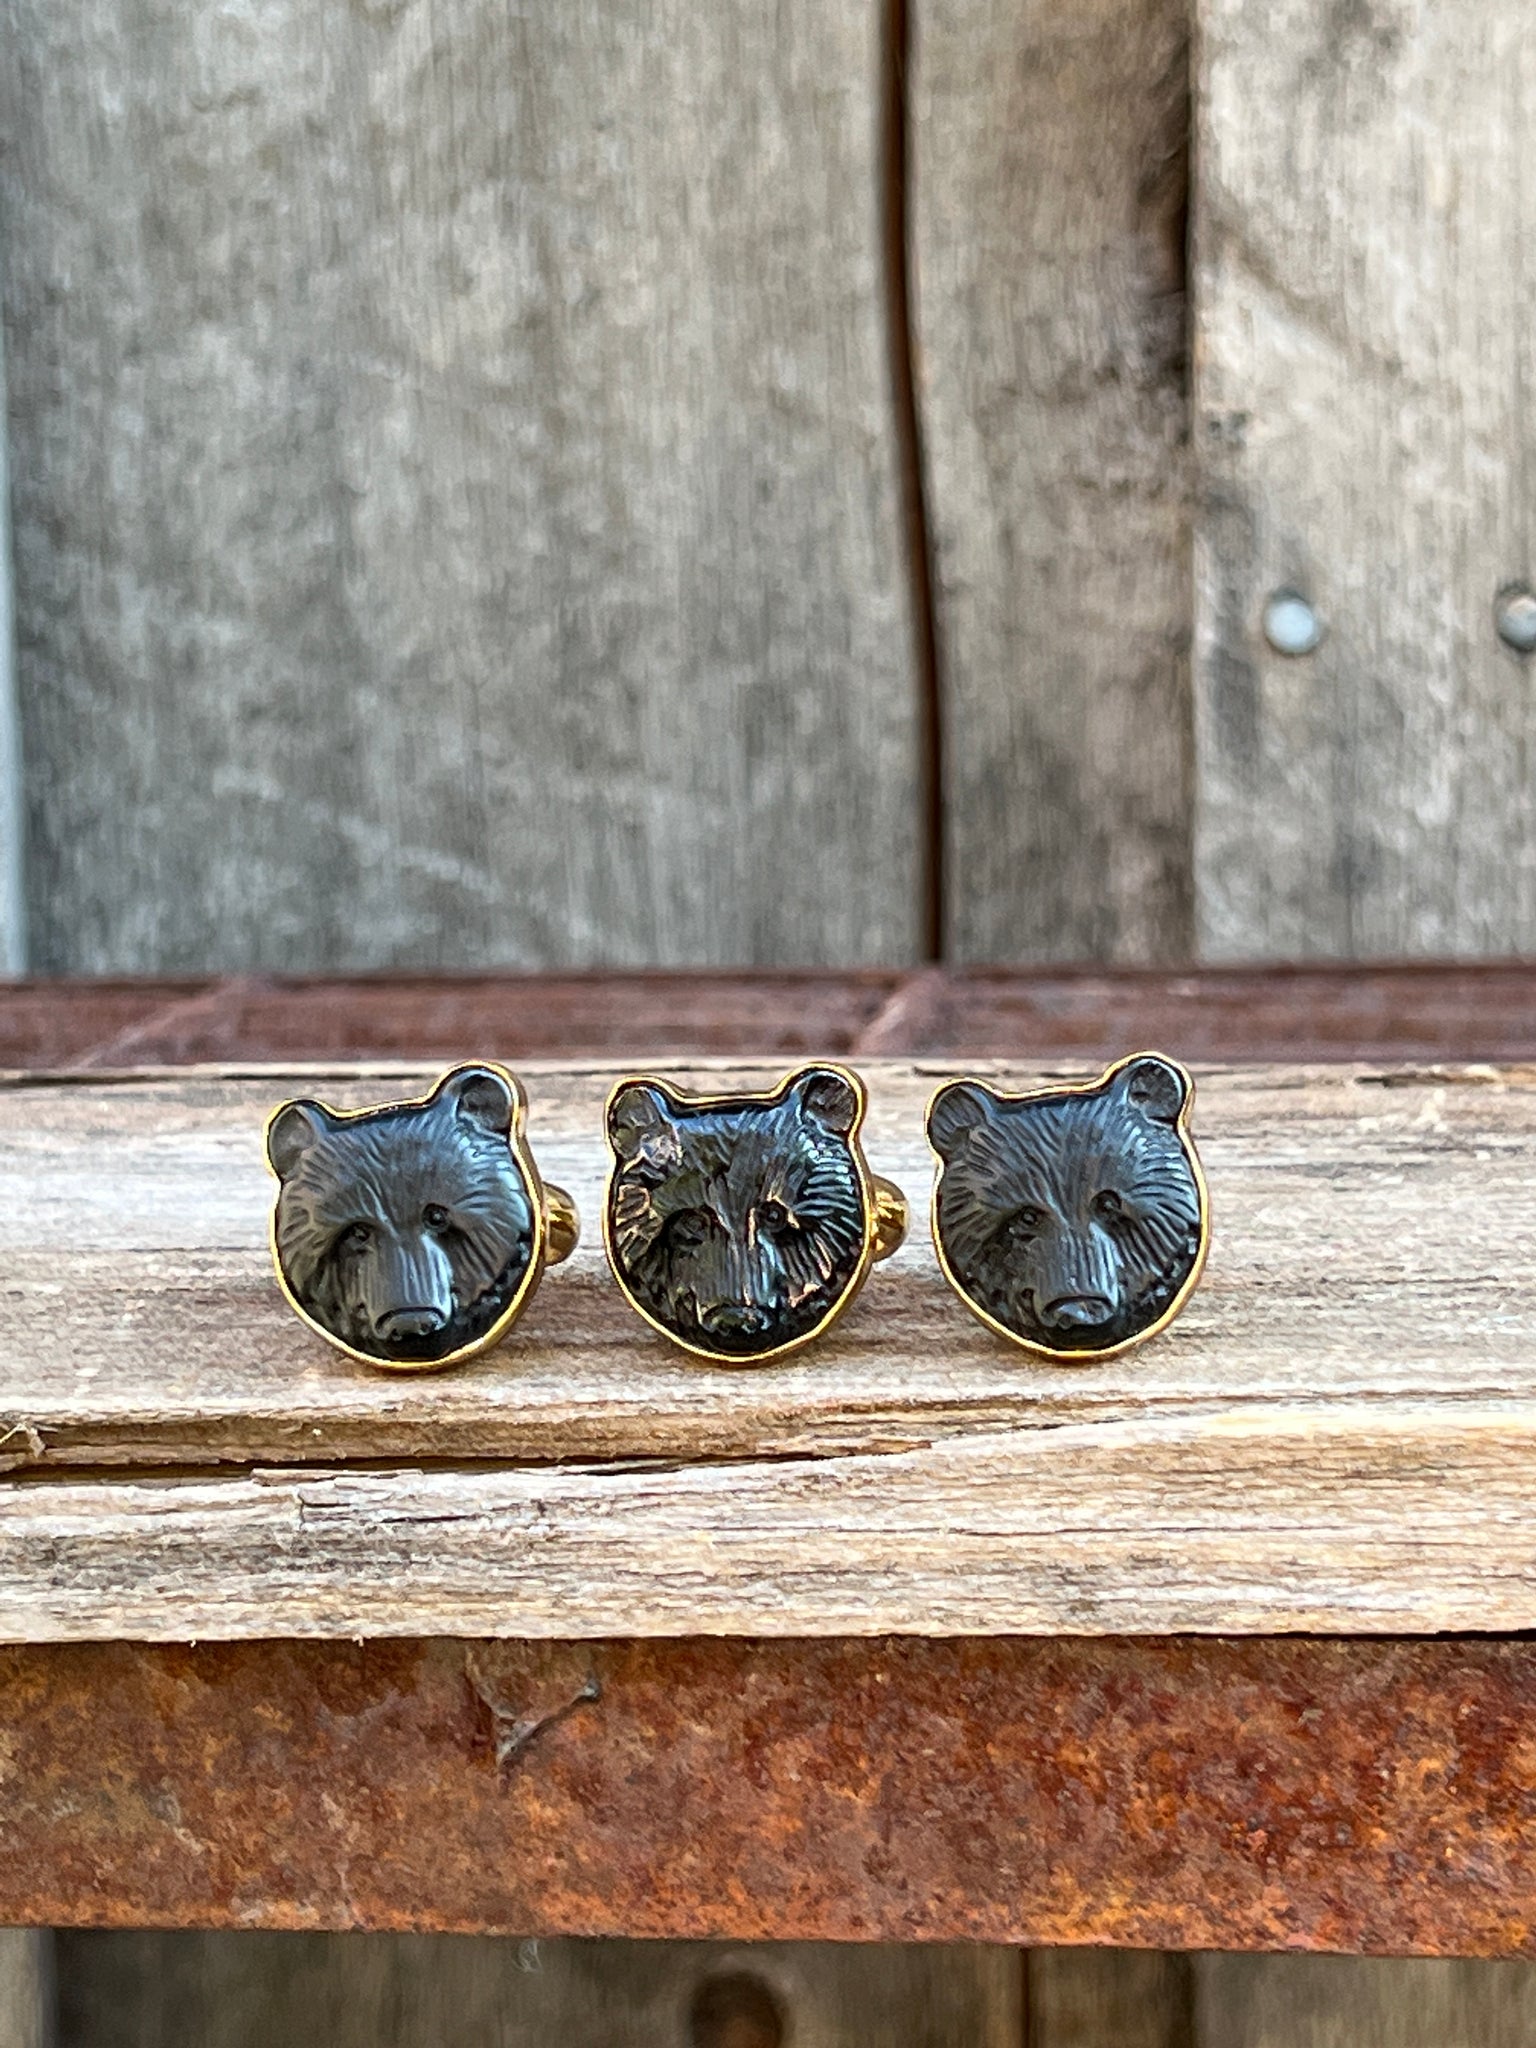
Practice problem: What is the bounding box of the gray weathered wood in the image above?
[54,1932,1021,2048]
[911,0,1192,962]
[1195,1954,1536,2048]
[0,1932,50,2048]
[1029,1949,1193,2048]
[5,1060,1536,1639]
[0,0,921,974]
[0,312,23,976]
[1193,0,1536,959]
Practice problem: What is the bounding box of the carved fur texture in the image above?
[606,1068,867,1357]
[268,1066,535,1364]
[930,1056,1203,1354]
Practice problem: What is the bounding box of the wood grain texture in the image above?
[911,0,1193,962]
[4,1059,1536,1637]
[1195,1955,1536,2048]
[0,0,920,974]
[54,1932,1020,2048]
[0,317,23,979]
[1193,0,1536,959]
[0,1933,50,2048]
[1029,1951,1193,2048]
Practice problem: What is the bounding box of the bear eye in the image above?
[668,1207,712,1250]
[1092,1190,1126,1222]
[756,1199,793,1237]
[1008,1205,1044,1237]
[338,1221,372,1252]
[423,1203,451,1232]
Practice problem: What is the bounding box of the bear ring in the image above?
[926,1052,1208,1360]
[265,1062,579,1372]
[603,1063,907,1363]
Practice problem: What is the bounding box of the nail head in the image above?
[1263,591,1323,657]
[1495,585,1536,655]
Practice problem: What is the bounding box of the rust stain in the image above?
[9,964,1536,1070]
[0,1636,1534,1953]
[465,1645,603,1771]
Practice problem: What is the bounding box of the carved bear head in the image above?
[267,1064,537,1367]
[927,1054,1206,1356]
[605,1066,872,1359]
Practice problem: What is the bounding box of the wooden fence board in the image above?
[3,1060,1536,1637]
[0,318,22,979]
[0,1933,49,2048]
[1029,1950,1193,2048]
[54,1932,1020,2048]
[1195,1955,1536,2048]
[911,0,1192,962]
[1193,0,1536,960]
[0,0,921,975]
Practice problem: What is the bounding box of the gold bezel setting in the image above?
[925,1050,1209,1362]
[601,1061,905,1365]
[265,1061,574,1374]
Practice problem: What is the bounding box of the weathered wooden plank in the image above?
[54,1931,1020,2048]
[1193,0,1536,959]
[16,1399,1536,1640]
[911,0,1192,962]
[9,1636,1536,1953]
[1195,1954,1536,2048]
[0,319,23,980]
[0,1057,1532,1470]
[4,1058,1536,1635]
[1029,1950,1193,2048]
[0,1933,50,2048]
[0,0,920,974]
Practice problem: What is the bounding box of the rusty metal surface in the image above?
[2,1635,1535,1954]
[9,963,1536,1068]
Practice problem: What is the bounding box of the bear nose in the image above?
[1043,1294,1114,1330]
[701,1303,772,1338]
[376,1305,448,1341]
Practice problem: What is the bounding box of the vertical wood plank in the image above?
[0,0,921,974]
[910,0,1194,963]
[1193,0,1536,959]
[1195,1955,1536,2048]
[54,1932,1022,2048]
[0,1932,51,2048]
[0,312,24,974]
[1029,1950,1193,2048]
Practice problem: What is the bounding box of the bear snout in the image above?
[374,1303,450,1341]
[357,1234,458,1346]
[1040,1292,1115,1331]
[700,1302,773,1339]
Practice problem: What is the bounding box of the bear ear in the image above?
[926,1080,996,1159]
[437,1064,517,1137]
[607,1082,683,1174]
[266,1100,333,1180]
[1116,1055,1188,1125]
[791,1067,860,1137]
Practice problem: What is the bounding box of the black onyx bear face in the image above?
[267,1065,537,1367]
[928,1054,1206,1357]
[605,1067,871,1360]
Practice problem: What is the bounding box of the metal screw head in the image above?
[1263,590,1324,657]
[1495,585,1536,655]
